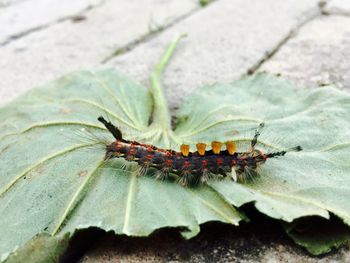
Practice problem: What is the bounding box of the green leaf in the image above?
[0,69,244,261]
[3,233,69,263]
[1,35,350,259]
[178,74,350,226]
[284,217,350,255]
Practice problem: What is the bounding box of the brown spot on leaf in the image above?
[28,166,44,179]
[78,170,88,177]
[224,129,240,136]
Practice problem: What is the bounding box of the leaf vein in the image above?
[123,171,138,234]
[89,72,139,128]
[0,143,99,198]
[0,122,105,142]
[51,160,105,235]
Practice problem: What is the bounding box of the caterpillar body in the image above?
[98,116,302,186]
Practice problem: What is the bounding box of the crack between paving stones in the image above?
[316,0,350,16]
[100,9,200,63]
[0,0,107,47]
[100,0,220,63]
[321,11,350,17]
[247,10,323,75]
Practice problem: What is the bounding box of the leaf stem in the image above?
[150,33,187,130]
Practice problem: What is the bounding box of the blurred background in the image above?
[1,0,350,261]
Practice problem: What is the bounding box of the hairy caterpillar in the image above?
[98,116,302,186]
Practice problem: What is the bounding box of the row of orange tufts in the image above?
[179,141,237,157]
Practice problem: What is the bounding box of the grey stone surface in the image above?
[108,0,321,110]
[260,15,350,90]
[2,0,350,262]
[0,0,198,105]
[324,0,350,15]
[0,0,27,8]
[0,0,102,44]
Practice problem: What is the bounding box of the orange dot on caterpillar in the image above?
[196,143,207,156]
[180,144,190,157]
[226,141,237,155]
[211,141,223,154]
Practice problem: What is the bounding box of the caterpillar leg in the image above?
[230,161,259,183]
[155,168,170,181]
[178,172,197,187]
[233,169,247,184]
[199,170,213,184]
[230,166,247,183]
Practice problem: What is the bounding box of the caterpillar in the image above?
[98,116,302,186]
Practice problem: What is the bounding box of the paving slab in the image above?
[0,0,198,105]
[260,15,350,91]
[0,0,102,45]
[324,0,350,15]
[108,0,321,110]
[0,0,27,8]
[3,0,350,262]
